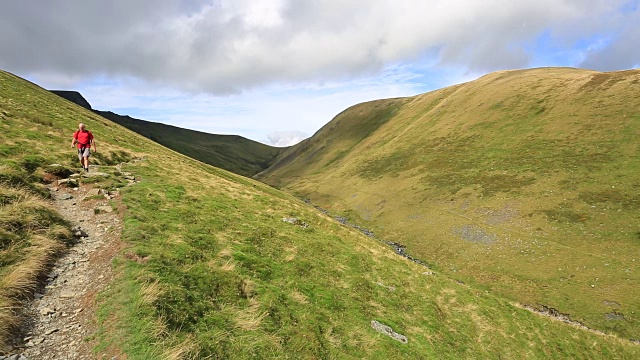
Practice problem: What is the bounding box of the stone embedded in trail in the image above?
[59,194,73,200]
[59,291,76,299]
[0,355,29,360]
[39,307,55,316]
[82,172,109,178]
[370,320,408,343]
[57,178,78,187]
[44,328,59,336]
[24,337,44,348]
[82,188,101,200]
[71,226,88,238]
[95,205,113,213]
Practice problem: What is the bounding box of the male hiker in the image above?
[71,123,96,172]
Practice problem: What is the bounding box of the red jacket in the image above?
[74,130,94,149]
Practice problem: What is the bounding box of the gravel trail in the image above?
[13,167,130,360]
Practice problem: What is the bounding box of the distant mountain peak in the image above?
[50,90,92,110]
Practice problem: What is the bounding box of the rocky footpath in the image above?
[4,165,136,360]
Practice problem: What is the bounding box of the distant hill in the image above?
[50,90,286,177]
[95,111,287,177]
[50,90,92,110]
[257,67,640,339]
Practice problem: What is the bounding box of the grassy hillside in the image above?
[2,68,639,358]
[96,111,286,177]
[257,67,640,340]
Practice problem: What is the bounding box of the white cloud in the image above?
[74,63,448,143]
[580,6,640,70]
[1,1,635,94]
[3,1,638,145]
[267,131,308,147]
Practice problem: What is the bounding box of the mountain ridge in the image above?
[49,90,93,110]
[95,110,287,177]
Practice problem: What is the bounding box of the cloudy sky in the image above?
[1,1,639,145]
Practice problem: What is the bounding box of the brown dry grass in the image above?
[140,279,162,305]
[0,184,71,352]
[219,259,236,272]
[162,336,198,360]
[290,289,308,304]
[0,235,65,352]
[234,299,268,331]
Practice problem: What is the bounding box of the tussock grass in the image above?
[161,337,198,360]
[140,279,162,305]
[234,300,267,331]
[0,185,70,352]
[290,289,308,304]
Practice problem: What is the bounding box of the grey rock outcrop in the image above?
[370,320,408,343]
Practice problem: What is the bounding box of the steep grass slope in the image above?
[257,67,640,340]
[2,69,639,358]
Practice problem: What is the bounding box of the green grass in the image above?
[257,67,640,340]
[258,97,409,182]
[98,159,640,358]
[2,68,640,358]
